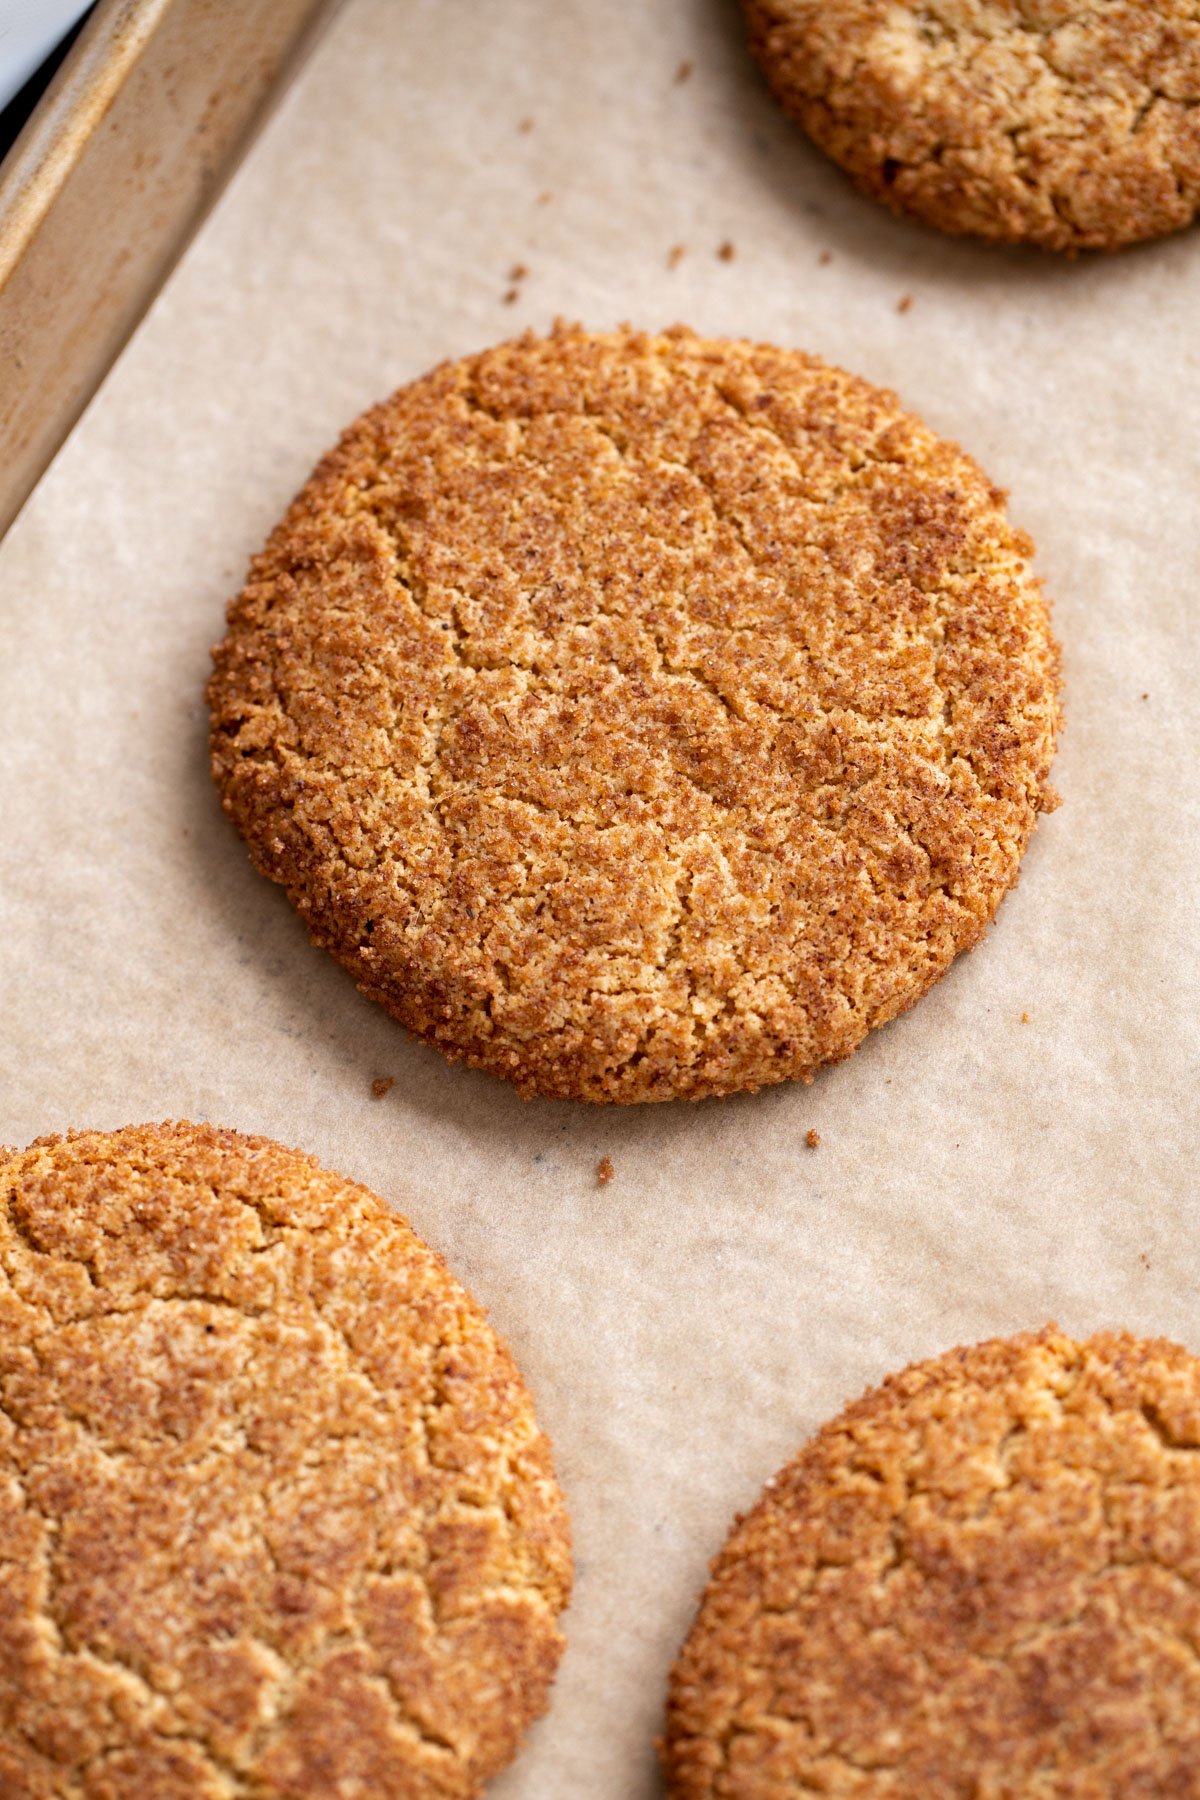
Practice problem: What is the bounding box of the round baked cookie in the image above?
[209,324,1060,1104]
[743,1,1200,251]
[0,1121,571,1800]
[664,1326,1200,1797]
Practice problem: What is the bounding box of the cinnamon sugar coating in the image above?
[664,1326,1200,1797]
[0,1122,571,1798]
[209,325,1060,1103]
[744,1,1200,250]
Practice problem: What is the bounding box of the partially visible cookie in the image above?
[0,1121,571,1799]
[209,324,1060,1103]
[744,1,1200,250]
[664,1326,1200,1796]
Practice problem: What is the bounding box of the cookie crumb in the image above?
[517,117,534,134]
[805,1129,821,1149]
[1141,691,1149,700]
[675,59,694,83]
[509,262,529,283]
[502,287,519,305]
[1140,1252,1151,1269]
[717,239,736,261]
[897,293,913,314]
[818,249,832,265]
[371,1076,395,1099]
[667,243,687,269]
[1021,1011,1030,1024]
[597,1155,615,1186]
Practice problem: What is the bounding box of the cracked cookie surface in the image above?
[744,1,1200,249]
[663,1326,1200,1797]
[0,1121,571,1799]
[208,324,1060,1104]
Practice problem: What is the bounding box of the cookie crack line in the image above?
[209,323,1060,1103]
[2,1216,562,1602]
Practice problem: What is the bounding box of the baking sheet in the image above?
[0,1,1197,1794]
[0,0,338,537]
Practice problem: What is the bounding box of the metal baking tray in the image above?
[0,0,340,541]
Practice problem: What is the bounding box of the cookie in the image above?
[209,324,1060,1104]
[0,1121,571,1799]
[664,1326,1200,1797]
[744,1,1200,250]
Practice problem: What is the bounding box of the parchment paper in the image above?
[2,2,1198,1793]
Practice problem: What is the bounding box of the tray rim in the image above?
[0,0,342,543]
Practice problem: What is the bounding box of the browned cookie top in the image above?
[209,324,1060,1104]
[0,1122,571,1799]
[744,1,1200,250]
[664,1326,1200,1797]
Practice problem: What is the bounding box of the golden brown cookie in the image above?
[744,1,1200,250]
[209,324,1060,1104]
[664,1326,1200,1797]
[0,1121,571,1799]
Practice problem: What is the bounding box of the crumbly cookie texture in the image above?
[0,1122,571,1799]
[209,323,1060,1104]
[664,1326,1200,1797]
[744,1,1200,250]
